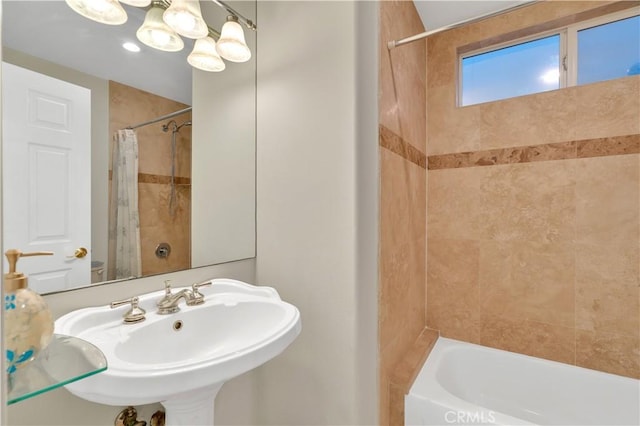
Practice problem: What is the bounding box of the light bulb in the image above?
[216,15,251,63]
[175,14,197,31]
[65,0,127,25]
[188,37,226,72]
[88,0,111,13]
[136,5,184,52]
[163,0,208,39]
[150,29,171,47]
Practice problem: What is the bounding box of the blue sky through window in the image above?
[462,35,560,106]
[578,15,640,85]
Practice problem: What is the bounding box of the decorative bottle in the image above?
[4,249,55,374]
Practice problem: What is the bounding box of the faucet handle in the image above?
[111,297,146,324]
[187,280,212,305]
[163,280,172,293]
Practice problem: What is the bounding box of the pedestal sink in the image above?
[54,279,301,425]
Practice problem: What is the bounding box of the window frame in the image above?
[457,6,640,107]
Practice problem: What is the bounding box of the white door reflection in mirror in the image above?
[2,62,91,293]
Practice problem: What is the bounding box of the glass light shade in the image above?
[188,37,226,72]
[136,6,184,52]
[65,0,127,25]
[216,16,251,63]
[163,0,208,39]
[119,0,151,6]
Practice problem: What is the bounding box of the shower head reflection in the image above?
[162,119,191,133]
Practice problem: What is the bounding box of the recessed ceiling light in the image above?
[122,42,141,52]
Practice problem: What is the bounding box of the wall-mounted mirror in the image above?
[1,0,256,294]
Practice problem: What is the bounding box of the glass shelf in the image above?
[7,334,107,405]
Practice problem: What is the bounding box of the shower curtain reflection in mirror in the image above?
[108,129,142,280]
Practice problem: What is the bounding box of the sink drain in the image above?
[173,320,183,331]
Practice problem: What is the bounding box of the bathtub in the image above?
[405,337,640,425]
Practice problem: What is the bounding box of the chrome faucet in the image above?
[156,280,212,314]
[157,280,191,314]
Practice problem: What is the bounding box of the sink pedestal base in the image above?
[161,384,223,426]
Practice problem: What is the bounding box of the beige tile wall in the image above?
[108,81,192,278]
[427,1,639,155]
[378,1,427,425]
[427,154,640,377]
[427,1,640,379]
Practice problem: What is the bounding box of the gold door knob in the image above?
[67,247,88,259]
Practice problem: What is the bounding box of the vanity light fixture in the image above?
[66,0,256,72]
[216,15,251,63]
[163,0,208,39]
[64,0,127,25]
[188,35,225,72]
[136,3,185,52]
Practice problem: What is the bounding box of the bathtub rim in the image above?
[406,337,640,426]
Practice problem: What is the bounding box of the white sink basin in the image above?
[55,279,301,425]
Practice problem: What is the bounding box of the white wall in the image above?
[353,2,380,420]
[254,1,379,424]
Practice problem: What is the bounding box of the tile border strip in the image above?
[109,170,191,185]
[577,134,640,159]
[379,125,427,169]
[138,173,191,185]
[427,134,640,170]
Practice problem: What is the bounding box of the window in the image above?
[576,15,640,85]
[461,34,561,106]
[459,8,640,106]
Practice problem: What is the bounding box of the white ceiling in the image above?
[2,1,530,105]
[413,1,531,32]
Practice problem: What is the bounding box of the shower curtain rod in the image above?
[125,107,192,130]
[387,1,536,50]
